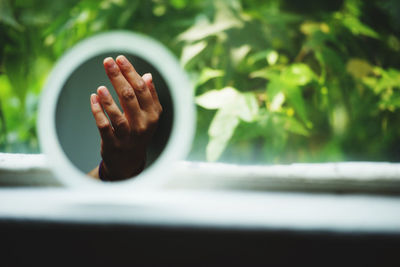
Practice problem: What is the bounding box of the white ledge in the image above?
[169,161,400,193]
[1,153,400,233]
[1,153,400,193]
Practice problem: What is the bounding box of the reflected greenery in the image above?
[1,0,400,163]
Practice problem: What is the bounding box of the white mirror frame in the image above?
[38,31,195,191]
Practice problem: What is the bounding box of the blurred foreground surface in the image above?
[1,184,400,266]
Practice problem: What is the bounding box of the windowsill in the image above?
[1,152,400,194]
[1,152,400,234]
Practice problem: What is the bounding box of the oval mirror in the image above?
[38,31,195,190]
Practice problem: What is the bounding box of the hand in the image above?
[89,55,162,181]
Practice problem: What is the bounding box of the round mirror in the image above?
[38,31,195,190]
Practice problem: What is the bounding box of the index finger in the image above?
[103,57,142,127]
[116,55,155,112]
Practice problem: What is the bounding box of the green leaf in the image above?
[266,77,309,124]
[248,49,279,66]
[203,87,259,161]
[283,116,309,136]
[281,63,315,86]
[346,58,373,78]
[207,108,239,161]
[236,93,259,122]
[180,41,208,66]
[300,21,330,36]
[196,87,238,110]
[197,87,258,119]
[270,92,285,112]
[315,47,345,74]
[267,50,279,65]
[342,16,379,39]
[178,12,242,42]
[285,85,308,124]
[377,68,400,91]
[170,0,187,9]
[250,67,280,80]
[266,79,285,111]
[267,80,309,124]
[196,68,225,86]
[363,67,400,94]
[231,44,251,66]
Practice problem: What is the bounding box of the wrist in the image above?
[98,160,109,181]
[99,155,146,181]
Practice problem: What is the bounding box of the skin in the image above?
[88,55,162,181]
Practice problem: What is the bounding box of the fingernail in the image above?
[91,94,98,104]
[143,73,152,82]
[98,86,109,97]
[116,55,128,65]
[104,57,116,69]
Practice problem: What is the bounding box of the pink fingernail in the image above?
[104,57,116,69]
[98,86,109,97]
[143,73,153,83]
[91,94,98,104]
[116,55,128,65]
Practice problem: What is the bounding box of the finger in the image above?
[97,86,130,138]
[103,57,142,127]
[90,94,115,143]
[115,55,154,112]
[142,73,162,114]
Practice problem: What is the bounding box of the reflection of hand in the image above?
[89,56,162,181]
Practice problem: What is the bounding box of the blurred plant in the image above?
[183,0,400,163]
[0,0,400,163]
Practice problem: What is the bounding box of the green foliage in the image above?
[1,0,400,163]
[197,87,258,161]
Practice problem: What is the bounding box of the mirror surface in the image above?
[55,52,173,179]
